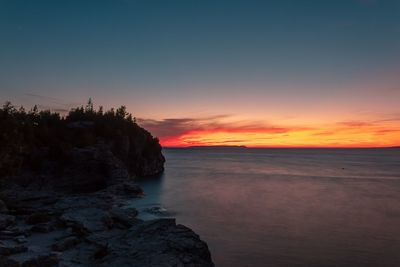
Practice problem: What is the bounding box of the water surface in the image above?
[133,148,400,267]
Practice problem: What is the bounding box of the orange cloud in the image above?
[138,116,400,148]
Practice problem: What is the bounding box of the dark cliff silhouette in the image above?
[0,101,214,266]
[0,100,165,191]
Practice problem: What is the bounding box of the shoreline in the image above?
[0,180,214,266]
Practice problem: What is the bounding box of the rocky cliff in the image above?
[0,102,214,266]
[0,102,165,190]
[0,183,214,267]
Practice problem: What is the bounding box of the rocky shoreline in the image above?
[0,105,214,266]
[0,181,214,267]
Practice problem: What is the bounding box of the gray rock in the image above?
[0,185,213,267]
[60,208,112,233]
[96,219,214,267]
[109,206,139,227]
[106,182,144,198]
[143,206,169,216]
[123,182,144,196]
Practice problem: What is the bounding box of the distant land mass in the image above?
[186,145,247,149]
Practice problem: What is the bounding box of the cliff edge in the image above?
[0,102,214,267]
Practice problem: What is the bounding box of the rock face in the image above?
[0,184,214,267]
[96,219,213,267]
[11,142,164,193]
[0,104,213,266]
[1,111,165,185]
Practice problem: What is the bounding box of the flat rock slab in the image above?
[0,186,214,267]
[60,208,112,233]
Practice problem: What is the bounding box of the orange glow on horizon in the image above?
[159,123,400,148]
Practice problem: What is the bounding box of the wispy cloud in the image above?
[138,114,400,147]
[138,115,302,139]
[25,93,82,114]
[336,121,374,127]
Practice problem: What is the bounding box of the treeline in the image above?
[0,99,161,177]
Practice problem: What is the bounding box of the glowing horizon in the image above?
[139,116,400,148]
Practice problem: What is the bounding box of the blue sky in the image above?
[0,0,399,146]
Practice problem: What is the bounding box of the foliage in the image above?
[0,100,162,178]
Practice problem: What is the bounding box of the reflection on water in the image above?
[132,148,400,267]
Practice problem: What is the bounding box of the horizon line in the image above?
[163,145,400,149]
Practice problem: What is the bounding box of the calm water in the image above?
[132,148,400,267]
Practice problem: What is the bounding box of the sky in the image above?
[1,0,400,147]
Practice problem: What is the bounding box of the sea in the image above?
[131,147,400,267]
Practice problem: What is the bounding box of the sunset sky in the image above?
[1,0,399,147]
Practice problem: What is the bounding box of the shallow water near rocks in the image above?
[132,148,400,267]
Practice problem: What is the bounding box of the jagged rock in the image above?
[109,206,138,227]
[95,219,214,267]
[106,182,144,198]
[0,214,16,230]
[0,244,28,255]
[0,189,58,216]
[0,192,214,267]
[60,208,112,233]
[52,236,81,251]
[0,107,214,266]
[47,145,135,193]
[54,195,109,212]
[143,206,169,216]
[123,182,144,195]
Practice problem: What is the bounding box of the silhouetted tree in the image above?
[0,100,162,179]
[85,98,94,113]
